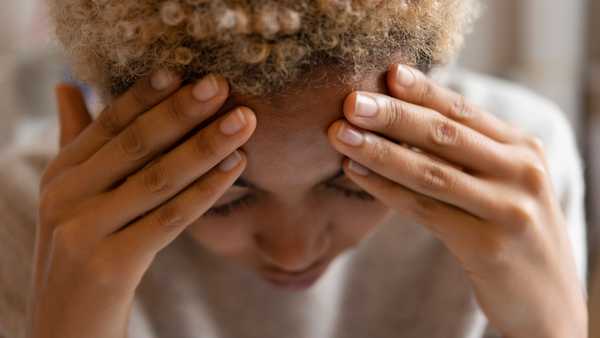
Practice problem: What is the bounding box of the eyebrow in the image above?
[233,168,345,190]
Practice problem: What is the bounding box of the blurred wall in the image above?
[459,0,588,142]
[0,1,35,52]
[0,0,63,148]
[0,0,35,145]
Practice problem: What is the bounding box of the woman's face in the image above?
[184,68,396,290]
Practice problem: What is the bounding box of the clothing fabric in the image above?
[0,69,588,338]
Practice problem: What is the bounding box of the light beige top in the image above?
[0,69,588,338]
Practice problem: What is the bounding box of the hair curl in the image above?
[48,0,480,98]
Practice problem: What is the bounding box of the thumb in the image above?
[55,83,92,148]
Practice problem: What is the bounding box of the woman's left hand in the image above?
[327,64,588,338]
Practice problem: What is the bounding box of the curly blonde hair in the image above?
[49,0,480,98]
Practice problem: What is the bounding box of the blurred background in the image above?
[0,0,599,334]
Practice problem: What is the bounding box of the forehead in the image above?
[230,69,387,191]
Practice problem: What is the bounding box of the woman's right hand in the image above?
[27,71,256,338]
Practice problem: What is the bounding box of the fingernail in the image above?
[348,160,370,176]
[337,123,364,146]
[193,74,220,102]
[219,151,242,172]
[220,108,247,135]
[395,65,416,87]
[354,93,378,117]
[151,70,175,90]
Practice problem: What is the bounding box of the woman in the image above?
[0,0,588,337]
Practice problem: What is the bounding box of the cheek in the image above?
[329,200,394,248]
[185,217,254,258]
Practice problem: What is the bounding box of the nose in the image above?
[255,224,332,273]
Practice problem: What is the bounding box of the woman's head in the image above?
[49,0,479,289]
[50,0,479,98]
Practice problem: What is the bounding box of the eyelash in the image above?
[204,184,375,217]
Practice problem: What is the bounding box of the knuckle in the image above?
[51,223,86,262]
[192,131,222,159]
[154,204,186,228]
[524,135,546,156]
[382,99,406,129]
[367,139,392,166]
[129,79,155,110]
[517,152,548,195]
[140,160,172,194]
[416,162,454,193]
[193,176,222,199]
[417,80,435,106]
[118,124,149,161]
[430,118,459,146]
[167,90,193,123]
[96,107,123,138]
[501,198,537,233]
[448,94,473,120]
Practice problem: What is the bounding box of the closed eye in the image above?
[203,172,375,217]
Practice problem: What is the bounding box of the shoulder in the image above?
[0,122,57,338]
[445,68,588,290]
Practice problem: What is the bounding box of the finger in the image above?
[68,107,255,240]
[55,70,182,168]
[55,84,92,148]
[387,64,524,144]
[104,150,246,266]
[328,121,500,220]
[340,158,492,257]
[343,91,514,176]
[42,84,94,188]
[57,74,230,199]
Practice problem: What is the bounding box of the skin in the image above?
[184,67,394,273]
[27,61,587,338]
